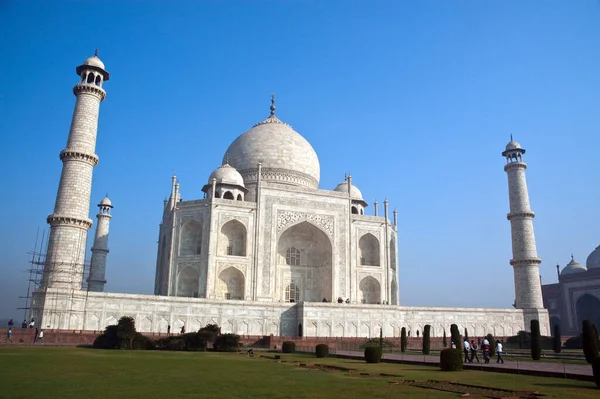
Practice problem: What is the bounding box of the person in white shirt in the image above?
[496,341,504,364]
[463,339,471,363]
[38,329,44,344]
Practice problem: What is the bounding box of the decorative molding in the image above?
[239,167,318,189]
[47,214,93,229]
[59,149,99,166]
[504,162,527,172]
[507,212,535,220]
[220,214,249,228]
[277,210,334,237]
[73,83,106,101]
[510,258,542,266]
[178,261,200,273]
[358,272,381,283]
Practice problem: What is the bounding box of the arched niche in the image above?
[177,267,199,297]
[359,233,380,266]
[550,316,561,335]
[215,267,245,300]
[359,276,381,304]
[575,294,600,329]
[180,220,202,256]
[218,219,247,256]
[223,191,234,200]
[277,221,332,302]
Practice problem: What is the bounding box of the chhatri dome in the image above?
[333,180,364,200]
[586,245,600,270]
[561,255,587,276]
[505,135,522,151]
[208,160,245,187]
[224,95,320,189]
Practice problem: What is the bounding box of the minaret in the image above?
[87,196,113,292]
[502,137,544,312]
[42,50,109,290]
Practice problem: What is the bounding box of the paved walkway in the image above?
[333,350,593,380]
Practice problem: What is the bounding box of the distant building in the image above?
[542,248,600,335]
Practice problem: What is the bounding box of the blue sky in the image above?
[1,1,599,321]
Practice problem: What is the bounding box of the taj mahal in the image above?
[31,52,551,338]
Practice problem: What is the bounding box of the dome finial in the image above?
[270,93,276,116]
[224,152,229,165]
[571,253,574,261]
[95,48,99,57]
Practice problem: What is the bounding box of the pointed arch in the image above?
[223,191,234,200]
[180,220,202,255]
[177,267,199,297]
[351,206,358,214]
[390,237,397,270]
[216,267,245,300]
[277,221,332,302]
[359,276,380,304]
[359,233,380,266]
[219,219,247,256]
[236,194,243,201]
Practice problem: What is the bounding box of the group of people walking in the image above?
[459,338,504,364]
[4,319,44,344]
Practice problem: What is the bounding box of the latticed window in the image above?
[285,284,300,303]
[286,247,301,266]
[225,293,231,300]
[227,246,233,255]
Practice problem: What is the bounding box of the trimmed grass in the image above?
[0,347,596,398]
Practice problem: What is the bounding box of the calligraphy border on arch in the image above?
[261,195,347,297]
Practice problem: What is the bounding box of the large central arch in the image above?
[277,221,333,302]
[575,294,600,329]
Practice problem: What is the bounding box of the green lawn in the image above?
[0,347,596,399]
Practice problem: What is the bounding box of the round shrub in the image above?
[364,346,382,364]
[282,341,296,353]
[592,356,600,388]
[315,344,329,358]
[440,348,463,371]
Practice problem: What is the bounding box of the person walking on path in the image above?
[463,339,472,363]
[38,329,44,344]
[496,340,504,364]
[7,319,14,328]
[5,328,13,343]
[28,318,35,330]
[470,340,480,363]
[33,328,39,344]
[482,341,490,363]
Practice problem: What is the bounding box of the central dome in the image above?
[223,98,320,189]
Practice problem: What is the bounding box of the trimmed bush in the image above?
[133,333,155,350]
[553,324,562,354]
[442,330,447,348]
[486,334,496,358]
[463,328,469,343]
[422,325,431,355]
[440,348,463,371]
[400,327,407,353]
[213,333,240,352]
[530,320,542,360]
[564,335,582,349]
[282,341,296,353]
[315,344,329,358]
[450,324,460,349]
[364,346,382,363]
[592,356,600,388]
[582,320,599,364]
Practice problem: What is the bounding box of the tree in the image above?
[422,325,431,355]
[553,324,562,354]
[117,316,137,350]
[530,319,542,360]
[486,334,496,358]
[400,327,407,353]
[442,330,448,348]
[464,327,469,343]
[450,324,460,349]
[379,327,384,350]
[582,320,600,364]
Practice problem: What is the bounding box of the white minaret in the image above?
[502,137,545,313]
[87,196,113,292]
[42,50,109,290]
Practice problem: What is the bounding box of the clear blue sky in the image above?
[1,1,599,321]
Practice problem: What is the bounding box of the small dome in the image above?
[208,163,245,187]
[561,257,587,275]
[99,196,112,207]
[333,181,363,200]
[83,55,105,70]
[586,245,600,270]
[505,140,521,151]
